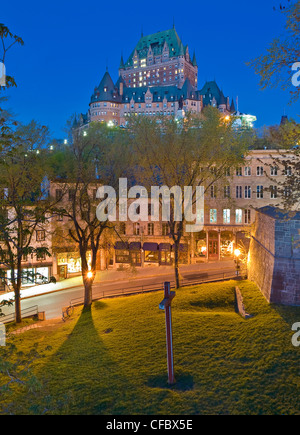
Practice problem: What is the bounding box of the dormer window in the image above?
[104,87,107,92]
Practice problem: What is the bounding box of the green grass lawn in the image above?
[1,280,300,415]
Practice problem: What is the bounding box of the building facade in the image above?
[85,28,237,128]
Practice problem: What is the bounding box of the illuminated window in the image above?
[223,209,230,224]
[210,209,217,223]
[236,209,242,224]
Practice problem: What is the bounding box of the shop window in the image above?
[116,250,130,264]
[144,251,159,263]
[221,232,234,257]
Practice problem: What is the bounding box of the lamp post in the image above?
[234,249,241,277]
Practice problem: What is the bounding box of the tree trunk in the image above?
[15,287,22,324]
[83,277,93,307]
[174,244,180,289]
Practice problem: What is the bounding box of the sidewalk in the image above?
[0,260,235,303]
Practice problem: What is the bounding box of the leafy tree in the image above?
[129,108,253,288]
[0,121,58,323]
[265,118,300,209]
[52,122,131,307]
[0,23,24,90]
[248,1,300,102]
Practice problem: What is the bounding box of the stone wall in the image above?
[248,207,300,306]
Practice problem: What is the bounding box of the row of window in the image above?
[233,166,292,177]
[118,209,252,236]
[210,185,291,199]
[209,209,251,225]
[124,111,175,117]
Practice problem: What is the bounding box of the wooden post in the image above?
[159,282,176,384]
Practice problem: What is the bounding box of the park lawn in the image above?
[1,280,300,415]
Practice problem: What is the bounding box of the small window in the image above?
[257,166,264,176]
[36,230,45,242]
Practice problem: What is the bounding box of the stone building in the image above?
[248,206,300,305]
[86,27,236,127]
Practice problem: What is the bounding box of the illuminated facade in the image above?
[84,28,239,127]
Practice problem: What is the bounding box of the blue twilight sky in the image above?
[1,0,299,139]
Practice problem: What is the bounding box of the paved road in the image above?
[1,266,237,321]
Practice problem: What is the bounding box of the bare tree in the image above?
[129,108,253,288]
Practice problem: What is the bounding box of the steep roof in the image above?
[91,71,122,103]
[230,98,236,113]
[124,28,184,67]
[199,81,225,107]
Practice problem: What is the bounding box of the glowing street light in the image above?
[87,271,93,280]
[234,249,241,277]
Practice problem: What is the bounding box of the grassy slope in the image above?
[1,280,300,415]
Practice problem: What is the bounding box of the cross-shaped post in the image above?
[159,281,176,385]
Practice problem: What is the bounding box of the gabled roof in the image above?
[199,80,227,107]
[124,28,184,67]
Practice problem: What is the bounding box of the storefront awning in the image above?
[143,243,158,251]
[115,241,129,250]
[159,243,171,251]
[129,242,141,251]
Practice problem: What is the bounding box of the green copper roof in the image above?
[199,81,223,107]
[124,28,183,67]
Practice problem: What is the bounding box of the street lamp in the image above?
[87,271,93,280]
[234,249,241,277]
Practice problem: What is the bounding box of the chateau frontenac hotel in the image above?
[82,27,242,127]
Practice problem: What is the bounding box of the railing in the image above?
[69,268,247,308]
[0,305,39,324]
